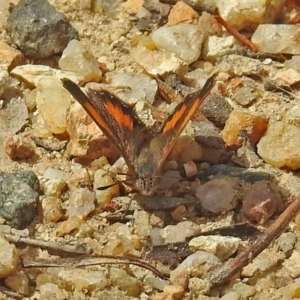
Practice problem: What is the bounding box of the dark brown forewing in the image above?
[151,75,215,174]
[61,79,146,173]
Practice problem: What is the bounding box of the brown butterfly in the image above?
[62,76,215,195]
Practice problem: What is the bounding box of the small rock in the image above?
[109,267,141,297]
[0,171,39,229]
[132,45,188,76]
[0,233,19,278]
[10,64,84,87]
[225,55,263,76]
[199,93,233,128]
[4,134,35,160]
[159,221,201,244]
[252,24,300,55]
[242,248,285,277]
[183,161,198,178]
[221,109,268,147]
[39,283,68,300]
[220,291,240,300]
[284,56,300,73]
[231,86,258,107]
[272,68,300,86]
[134,210,151,238]
[216,0,285,31]
[167,1,198,25]
[203,36,238,60]
[68,188,95,218]
[196,178,237,214]
[4,271,29,296]
[55,215,83,237]
[257,116,300,169]
[121,0,143,14]
[0,41,25,70]
[162,285,185,300]
[31,113,53,139]
[276,282,300,299]
[188,277,211,299]
[66,103,119,159]
[168,136,203,163]
[171,250,222,278]
[94,167,120,208]
[6,0,78,58]
[152,24,204,64]
[242,181,283,224]
[41,196,63,223]
[275,232,296,254]
[58,268,107,291]
[36,79,71,134]
[189,235,241,260]
[193,121,224,149]
[231,282,256,299]
[59,40,102,83]
[43,168,68,181]
[111,72,157,105]
[42,178,66,197]
[282,250,300,278]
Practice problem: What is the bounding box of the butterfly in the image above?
[62,76,215,196]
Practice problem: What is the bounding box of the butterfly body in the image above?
[62,76,215,195]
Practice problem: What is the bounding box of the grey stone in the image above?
[6,0,78,59]
[0,171,39,229]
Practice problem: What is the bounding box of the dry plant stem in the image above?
[4,233,92,255]
[208,196,300,288]
[22,254,168,279]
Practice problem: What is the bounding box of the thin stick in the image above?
[208,196,300,287]
[4,233,92,255]
[22,254,168,279]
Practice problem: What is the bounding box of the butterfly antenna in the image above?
[97,178,135,191]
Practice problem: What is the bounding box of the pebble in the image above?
[252,24,300,54]
[39,283,68,300]
[285,56,300,73]
[31,113,53,139]
[171,250,222,279]
[4,134,36,160]
[0,41,25,70]
[59,40,102,83]
[0,171,39,229]
[41,196,63,223]
[159,221,201,243]
[257,117,300,170]
[10,64,84,87]
[42,178,66,197]
[0,233,19,278]
[131,45,188,76]
[36,79,71,134]
[68,188,95,218]
[58,268,107,291]
[220,291,241,300]
[94,167,120,208]
[276,282,300,299]
[134,210,151,238]
[188,235,241,260]
[204,36,238,60]
[196,178,237,214]
[216,0,284,30]
[6,0,78,58]
[66,103,119,159]
[224,55,263,76]
[109,267,141,297]
[242,181,283,224]
[167,1,198,25]
[111,72,158,105]
[55,215,84,237]
[199,93,233,128]
[221,109,268,147]
[152,24,204,64]
[272,68,300,86]
[4,271,29,296]
[0,95,28,156]
[43,167,68,181]
[282,250,300,278]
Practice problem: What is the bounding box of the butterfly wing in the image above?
[61,79,146,174]
[151,75,215,174]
